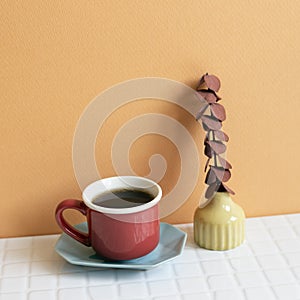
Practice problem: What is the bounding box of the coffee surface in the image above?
[92,189,154,208]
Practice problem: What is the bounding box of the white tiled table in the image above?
[1,214,300,300]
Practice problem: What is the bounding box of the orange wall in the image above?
[1,1,300,237]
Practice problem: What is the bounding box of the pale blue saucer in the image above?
[55,222,187,270]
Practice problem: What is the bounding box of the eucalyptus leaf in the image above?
[218,183,235,195]
[210,103,226,121]
[204,74,221,92]
[206,140,226,154]
[205,167,217,184]
[204,143,213,158]
[218,156,232,169]
[197,90,217,103]
[201,115,222,130]
[211,166,231,182]
[214,130,229,142]
[205,181,221,199]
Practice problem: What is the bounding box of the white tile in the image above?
[58,288,89,300]
[0,259,4,274]
[175,249,199,263]
[181,228,198,249]
[177,277,208,293]
[0,239,6,249]
[0,277,27,293]
[276,239,300,252]
[262,215,289,228]
[58,261,91,273]
[116,269,145,282]
[182,293,212,300]
[88,285,118,300]
[264,269,296,284]
[3,248,31,263]
[245,218,265,229]
[51,251,63,261]
[201,260,232,275]
[154,296,181,300]
[32,235,59,248]
[225,244,252,258]
[119,282,148,299]
[256,254,287,269]
[286,214,300,226]
[28,290,56,300]
[272,284,300,300]
[235,271,267,288]
[250,240,279,255]
[0,293,27,300]
[2,262,30,277]
[0,216,299,300]
[246,228,272,242]
[6,237,32,249]
[58,272,87,288]
[208,275,237,290]
[30,261,60,275]
[293,224,300,236]
[0,250,3,262]
[174,263,202,277]
[30,275,57,290]
[87,269,116,285]
[196,249,225,261]
[244,286,276,300]
[32,247,59,261]
[230,257,260,271]
[215,289,244,300]
[148,280,178,296]
[145,264,173,280]
[293,266,300,279]
[269,226,297,240]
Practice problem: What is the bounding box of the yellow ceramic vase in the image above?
[194,192,245,250]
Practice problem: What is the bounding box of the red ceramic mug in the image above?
[55,176,162,260]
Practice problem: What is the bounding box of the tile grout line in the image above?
[26,236,35,300]
[0,239,7,278]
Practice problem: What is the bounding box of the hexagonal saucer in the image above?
[55,222,187,270]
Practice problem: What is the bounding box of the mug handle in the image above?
[55,199,91,246]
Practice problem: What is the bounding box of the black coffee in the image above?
[92,189,154,209]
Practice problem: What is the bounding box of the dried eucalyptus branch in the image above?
[196,73,235,200]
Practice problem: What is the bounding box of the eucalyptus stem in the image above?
[196,73,234,196]
[212,130,218,167]
[210,109,218,167]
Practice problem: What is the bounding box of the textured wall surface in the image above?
[1,1,300,237]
